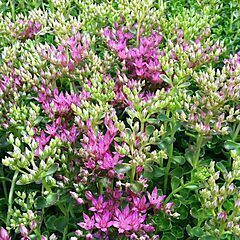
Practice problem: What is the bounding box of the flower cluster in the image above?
[35,87,87,144]
[81,116,120,171]
[16,19,42,40]
[76,187,172,239]
[39,33,89,74]
[104,24,223,86]
[199,150,240,237]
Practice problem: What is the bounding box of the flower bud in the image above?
[19,224,28,237]
[86,233,93,240]
[30,220,37,230]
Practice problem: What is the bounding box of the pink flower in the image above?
[85,233,93,240]
[147,187,166,210]
[78,213,95,230]
[89,195,108,213]
[112,188,123,199]
[128,211,146,232]
[94,212,114,232]
[19,224,28,237]
[132,196,150,213]
[112,205,132,233]
[112,205,146,234]
[85,191,94,201]
[0,227,11,240]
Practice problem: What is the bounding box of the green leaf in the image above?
[153,167,165,178]
[185,148,194,166]
[178,204,188,219]
[191,226,204,237]
[144,163,153,172]
[147,118,160,124]
[46,163,59,176]
[170,167,183,177]
[178,82,191,88]
[199,236,216,240]
[161,233,176,240]
[160,74,171,84]
[171,176,181,191]
[35,196,47,209]
[223,199,234,211]
[180,188,190,199]
[185,184,199,190]
[186,224,192,237]
[114,163,131,174]
[158,114,170,122]
[158,137,175,150]
[171,226,184,239]
[190,207,198,219]
[130,182,144,193]
[172,156,185,165]
[46,216,57,230]
[154,212,172,231]
[146,125,155,136]
[224,140,240,150]
[54,216,67,233]
[46,193,59,207]
[216,161,227,173]
[125,128,132,138]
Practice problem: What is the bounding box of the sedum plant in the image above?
[0,0,240,239]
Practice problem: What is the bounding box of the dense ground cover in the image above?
[0,0,240,239]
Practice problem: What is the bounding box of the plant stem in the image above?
[192,134,204,169]
[140,120,145,133]
[7,171,18,225]
[165,182,193,202]
[136,19,142,47]
[164,123,175,194]
[10,0,15,21]
[62,204,70,240]
[229,1,233,33]
[0,165,8,199]
[233,121,240,141]
[98,180,103,194]
[39,181,45,229]
[130,163,136,183]
[130,141,135,183]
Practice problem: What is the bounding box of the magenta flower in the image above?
[132,195,150,213]
[39,33,89,72]
[19,224,30,240]
[112,205,132,233]
[0,70,21,94]
[128,211,146,232]
[100,152,120,170]
[94,212,114,232]
[0,227,11,240]
[89,195,108,213]
[82,116,120,170]
[112,188,123,199]
[19,224,28,237]
[147,187,166,210]
[78,213,95,230]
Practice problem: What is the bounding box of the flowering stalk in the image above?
[0,165,8,199]
[233,121,240,141]
[163,117,175,194]
[6,171,18,226]
[192,134,204,169]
